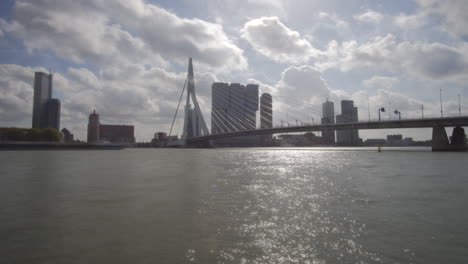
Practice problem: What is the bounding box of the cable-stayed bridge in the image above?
[171,58,467,151]
[188,116,468,151]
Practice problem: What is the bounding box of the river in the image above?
[1,147,467,263]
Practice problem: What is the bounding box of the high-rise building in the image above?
[32,72,53,129]
[336,100,360,145]
[31,72,61,130]
[260,93,273,146]
[260,93,273,129]
[211,82,259,146]
[87,110,100,143]
[211,82,259,134]
[47,98,61,131]
[321,100,335,144]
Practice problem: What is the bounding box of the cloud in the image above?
[270,65,455,125]
[241,17,320,64]
[246,78,278,95]
[415,0,468,39]
[310,12,352,49]
[393,12,428,30]
[0,0,247,72]
[268,65,352,124]
[351,89,440,140]
[277,65,331,102]
[318,12,349,29]
[314,35,397,72]
[363,76,399,90]
[316,34,468,82]
[402,42,468,79]
[353,10,384,24]
[367,89,424,115]
[0,64,35,124]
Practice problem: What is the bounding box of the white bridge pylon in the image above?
[181,58,209,140]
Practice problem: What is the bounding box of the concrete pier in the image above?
[432,126,467,151]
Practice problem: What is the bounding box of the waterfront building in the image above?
[336,100,360,145]
[211,82,259,134]
[364,138,387,146]
[61,128,74,143]
[403,137,414,145]
[47,98,61,131]
[211,82,259,146]
[151,132,179,147]
[87,110,100,143]
[32,72,61,130]
[260,93,273,146]
[0,128,6,141]
[32,72,52,129]
[154,132,167,141]
[86,110,135,144]
[277,132,324,147]
[100,124,135,144]
[260,93,273,129]
[387,134,403,146]
[321,100,335,144]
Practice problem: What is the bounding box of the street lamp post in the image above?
[378,107,385,121]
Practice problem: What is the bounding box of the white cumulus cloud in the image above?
[415,0,468,39]
[363,76,399,90]
[241,17,321,64]
[353,10,384,24]
[0,0,247,72]
[316,34,468,82]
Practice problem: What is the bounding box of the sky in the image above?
[1,0,467,141]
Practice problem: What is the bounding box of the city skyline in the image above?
[1,0,467,141]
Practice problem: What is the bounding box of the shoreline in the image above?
[0,142,126,150]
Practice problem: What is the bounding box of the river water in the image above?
[1,148,467,264]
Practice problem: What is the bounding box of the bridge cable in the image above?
[168,76,188,137]
[211,87,259,128]
[210,87,325,134]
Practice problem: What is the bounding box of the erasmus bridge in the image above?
[170,58,468,151]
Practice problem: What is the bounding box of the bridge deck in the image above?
[188,116,468,143]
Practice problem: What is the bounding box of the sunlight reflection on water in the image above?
[212,150,381,264]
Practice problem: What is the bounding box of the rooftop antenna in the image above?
[440,88,443,117]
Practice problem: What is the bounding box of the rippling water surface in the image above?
[1,148,467,263]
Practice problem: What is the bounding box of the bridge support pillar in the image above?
[186,140,214,148]
[432,126,467,151]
